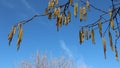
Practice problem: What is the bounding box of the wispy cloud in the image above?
[1,0,37,13]
[21,0,37,13]
[76,57,94,68]
[60,40,73,58]
[0,0,14,8]
[21,0,31,9]
[80,64,94,68]
[60,40,94,68]
[80,64,87,68]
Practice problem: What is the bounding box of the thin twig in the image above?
[79,0,108,14]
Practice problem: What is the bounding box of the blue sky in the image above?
[0,0,120,68]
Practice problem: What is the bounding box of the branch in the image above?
[79,0,108,14]
[15,13,49,26]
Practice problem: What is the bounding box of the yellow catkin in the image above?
[51,0,54,8]
[11,25,16,35]
[56,15,62,31]
[108,31,114,51]
[80,7,83,22]
[18,23,22,29]
[110,19,114,29]
[64,17,68,25]
[115,49,119,61]
[91,29,95,44]
[8,25,16,45]
[67,10,71,22]
[79,29,84,44]
[57,7,61,15]
[70,0,73,5]
[74,3,78,17]
[17,27,23,50]
[59,15,63,27]
[48,1,51,9]
[8,31,13,45]
[8,32,13,45]
[102,37,106,59]
[17,28,23,45]
[54,8,57,18]
[109,9,112,19]
[13,26,16,35]
[86,0,90,10]
[55,0,58,5]
[83,7,87,21]
[98,21,102,37]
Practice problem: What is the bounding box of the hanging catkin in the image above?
[102,37,106,59]
[17,27,23,50]
[98,21,102,37]
[74,3,78,17]
[86,0,90,10]
[83,7,87,21]
[79,29,84,44]
[91,28,95,44]
[108,31,114,51]
[80,7,83,22]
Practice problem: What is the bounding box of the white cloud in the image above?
[21,0,37,13]
[76,57,94,68]
[75,56,86,68]
[80,64,94,68]
[80,64,87,68]
[60,40,73,58]
[21,0,31,9]
[60,40,94,68]
[78,62,94,68]
[0,0,37,13]
[0,0,14,8]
